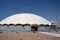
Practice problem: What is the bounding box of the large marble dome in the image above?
[0,13,51,25]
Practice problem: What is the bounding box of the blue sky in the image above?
[0,0,60,23]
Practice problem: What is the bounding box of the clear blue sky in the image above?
[0,0,60,23]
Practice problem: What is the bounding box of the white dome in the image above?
[0,13,51,25]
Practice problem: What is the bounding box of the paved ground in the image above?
[0,32,60,40]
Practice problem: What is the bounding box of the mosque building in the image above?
[0,13,60,40]
[0,13,56,32]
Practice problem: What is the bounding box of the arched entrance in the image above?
[31,24,38,32]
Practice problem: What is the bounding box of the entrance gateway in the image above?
[31,24,38,32]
